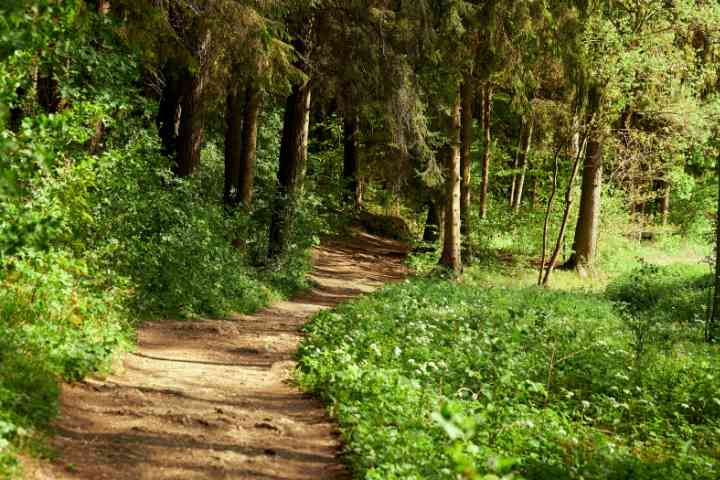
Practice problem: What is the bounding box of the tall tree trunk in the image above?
[439,93,462,273]
[479,83,492,219]
[542,135,588,285]
[268,78,312,260]
[709,154,720,342]
[224,83,244,207]
[37,67,60,114]
[659,181,670,225]
[343,114,361,210]
[509,136,522,206]
[239,85,261,206]
[460,79,474,237]
[513,116,534,213]
[564,85,603,273]
[423,199,441,243]
[157,64,182,162]
[174,69,205,177]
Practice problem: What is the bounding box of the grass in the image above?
[297,230,720,479]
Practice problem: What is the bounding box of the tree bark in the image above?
[37,67,60,114]
[659,181,670,225]
[342,114,361,210]
[157,63,182,162]
[709,154,720,342]
[564,85,603,272]
[174,69,205,177]
[268,78,312,260]
[513,116,534,213]
[439,93,462,273]
[479,83,492,219]
[460,79,474,237]
[423,199,441,243]
[224,83,244,207]
[239,84,261,205]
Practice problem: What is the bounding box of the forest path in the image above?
[27,232,408,480]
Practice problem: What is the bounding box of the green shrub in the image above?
[298,272,720,479]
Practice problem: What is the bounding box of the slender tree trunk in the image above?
[239,85,261,205]
[174,69,205,177]
[342,114,361,210]
[423,199,442,243]
[543,135,588,285]
[268,78,312,260]
[479,83,492,219]
[224,84,244,206]
[460,79,474,237]
[157,63,182,161]
[660,181,670,225]
[439,93,462,273]
[37,67,60,113]
[564,86,603,273]
[513,117,534,213]
[539,146,561,286]
[709,153,720,342]
[509,136,521,206]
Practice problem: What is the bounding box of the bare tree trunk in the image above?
[423,199,442,243]
[239,85,261,205]
[174,70,205,177]
[478,83,492,219]
[564,85,603,273]
[538,147,561,286]
[157,62,182,161]
[460,79,474,237]
[439,93,463,273]
[709,154,720,342]
[343,114,361,210]
[660,181,670,225]
[513,116,534,213]
[224,82,244,207]
[509,136,521,206]
[268,78,312,260]
[37,67,60,113]
[543,135,588,285]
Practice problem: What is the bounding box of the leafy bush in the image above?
[298,272,720,479]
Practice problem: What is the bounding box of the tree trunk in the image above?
[239,85,261,205]
[460,79,474,237]
[543,135,587,285]
[513,116,534,213]
[157,63,182,162]
[423,199,441,243]
[439,93,462,273]
[564,85,603,272]
[37,67,60,113]
[174,69,205,177]
[709,154,720,342]
[342,114,361,210]
[224,84,244,207]
[509,136,521,206]
[268,78,312,260]
[660,181,670,225]
[479,83,492,219]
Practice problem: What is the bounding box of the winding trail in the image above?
[27,232,407,480]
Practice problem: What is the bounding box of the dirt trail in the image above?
[27,232,407,480]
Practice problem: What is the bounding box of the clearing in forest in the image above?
[25,233,407,480]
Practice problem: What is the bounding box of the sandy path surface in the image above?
[26,232,407,480]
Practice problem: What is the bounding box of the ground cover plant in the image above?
[298,252,720,479]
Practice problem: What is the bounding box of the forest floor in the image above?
[22,232,408,480]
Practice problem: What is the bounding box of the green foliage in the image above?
[298,263,720,479]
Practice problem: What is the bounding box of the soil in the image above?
[24,232,408,480]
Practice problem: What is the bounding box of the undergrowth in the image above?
[298,260,720,479]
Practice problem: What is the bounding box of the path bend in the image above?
[26,232,407,480]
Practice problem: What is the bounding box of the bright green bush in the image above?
[298,272,720,479]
